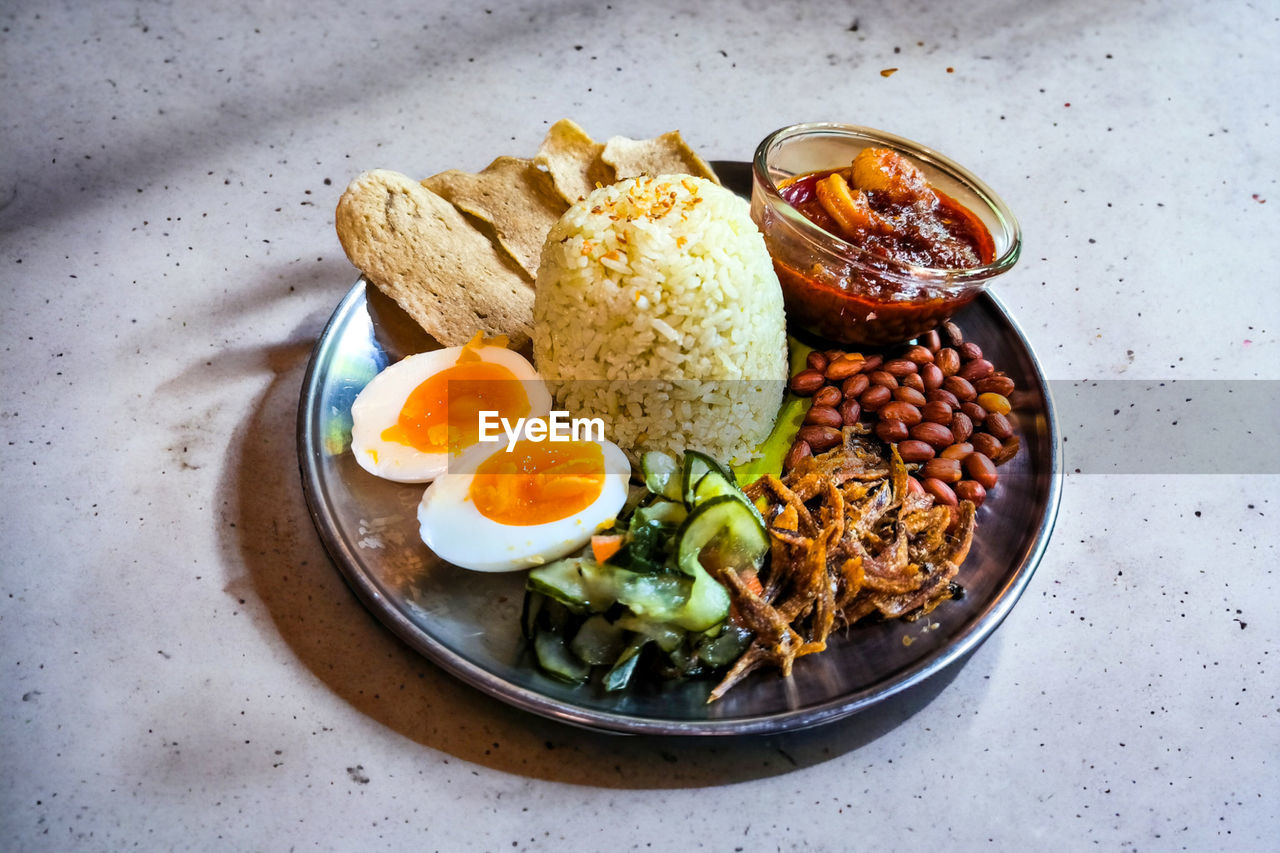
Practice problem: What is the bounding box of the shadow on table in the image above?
[215,264,988,789]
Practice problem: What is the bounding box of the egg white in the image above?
[349,345,551,483]
[417,436,631,572]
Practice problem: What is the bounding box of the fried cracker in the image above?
[422,156,568,280]
[533,119,614,204]
[601,130,720,184]
[335,169,534,348]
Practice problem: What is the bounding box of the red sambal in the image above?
[771,147,995,345]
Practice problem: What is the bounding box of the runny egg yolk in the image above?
[468,440,606,526]
[380,360,530,454]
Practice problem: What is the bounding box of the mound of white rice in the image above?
[533,174,787,464]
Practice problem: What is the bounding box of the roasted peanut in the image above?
[784,439,812,471]
[859,384,892,411]
[955,479,987,507]
[901,372,926,393]
[976,392,1011,415]
[936,347,961,376]
[875,419,910,443]
[797,425,842,452]
[958,358,994,382]
[921,456,963,484]
[970,432,1003,459]
[920,362,944,391]
[824,355,863,381]
[813,385,843,408]
[922,477,959,506]
[806,351,829,373]
[851,321,1020,498]
[898,439,936,462]
[884,358,919,377]
[961,401,987,422]
[841,373,870,398]
[942,375,977,401]
[965,451,998,489]
[892,386,927,407]
[985,411,1014,441]
[910,421,955,449]
[804,405,844,428]
[927,388,961,409]
[922,400,954,424]
[974,373,1015,396]
[903,345,935,365]
[790,369,826,395]
[879,401,923,425]
[941,320,964,347]
[868,370,898,389]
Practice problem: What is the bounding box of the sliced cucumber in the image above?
[569,615,627,666]
[692,466,738,505]
[528,557,634,613]
[681,450,734,507]
[617,571,690,622]
[614,614,685,653]
[697,623,753,667]
[688,453,770,532]
[675,495,769,578]
[641,450,683,501]
[533,629,590,683]
[602,638,647,692]
[633,497,687,527]
[671,563,732,632]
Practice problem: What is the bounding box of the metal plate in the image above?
[297,167,1061,736]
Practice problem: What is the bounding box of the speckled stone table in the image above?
[2,1,1277,849]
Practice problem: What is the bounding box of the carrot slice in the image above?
[591,534,625,564]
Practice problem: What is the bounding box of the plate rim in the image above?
[296,278,1063,736]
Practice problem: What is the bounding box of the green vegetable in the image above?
[680,450,731,507]
[675,495,769,578]
[641,450,682,501]
[697,623,753,667]
[633,497,687,526]
[569,615,627,666]
[602,639,646,691]
[731,393,810,487]
[690,462,740,506]
[669,562,732,632]
[534,629,591,683]
[614,615,684,652]
[731,335,816,486]
[523,444,770,690]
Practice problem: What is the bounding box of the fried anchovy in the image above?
[710,432,980,701]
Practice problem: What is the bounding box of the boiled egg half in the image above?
[350,334,552,483]
[418,435,630,572]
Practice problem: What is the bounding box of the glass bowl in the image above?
[751,123,1021,347]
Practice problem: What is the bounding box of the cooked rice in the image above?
[532,174,787,465]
